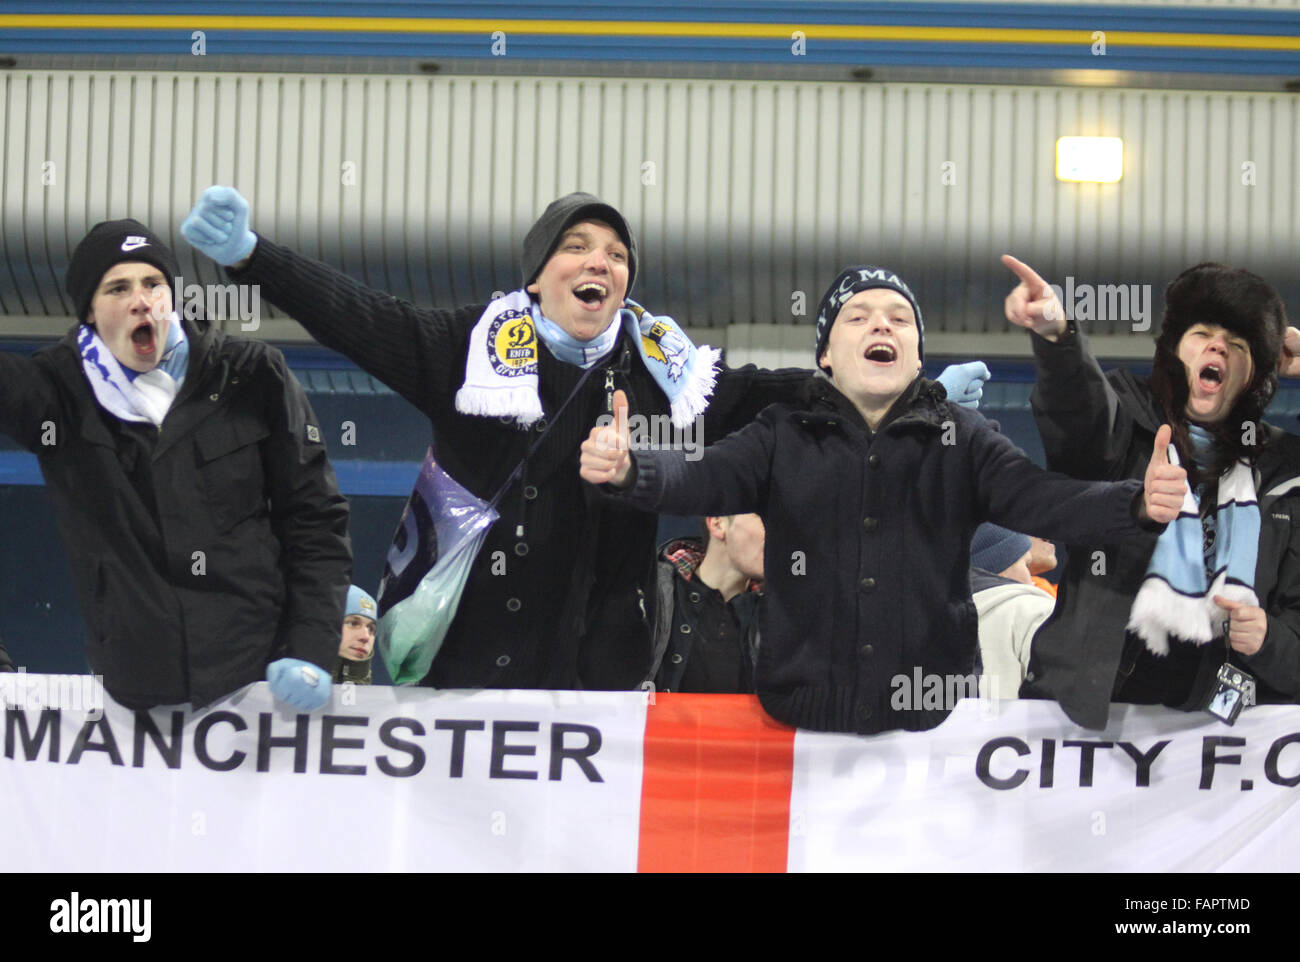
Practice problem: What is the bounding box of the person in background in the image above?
[335,585,378,685]
[651,514,765,693]
[1026,537,1059,598]
[970,523,1055,700]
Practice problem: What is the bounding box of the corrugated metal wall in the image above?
[3,69,1297,354]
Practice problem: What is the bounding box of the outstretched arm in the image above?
[183,186,475,419]
[1002,253,1137,481]
[970,411,1181,542]
[0,352,59,452]
[581,390,772,518]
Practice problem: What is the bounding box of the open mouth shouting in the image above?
[1197,361,1224,391]
[573,281,609,310]
[130,320,158,359]
[864,342,898,365]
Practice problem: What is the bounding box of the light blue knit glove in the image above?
[936,361,991,408]
[266,657,332,711]
[181,185,258,266]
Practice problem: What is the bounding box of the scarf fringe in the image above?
[453,384,544,426]
[1128,570,1259,656]
[1126,445,1261,656]
[669,345,721,428]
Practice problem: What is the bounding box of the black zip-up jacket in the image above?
[604,375,1146,734]
[0,318,351,708]
[232,238,808,690]
[1020,327,1300,728]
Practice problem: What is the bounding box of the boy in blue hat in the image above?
[335,586,378,685]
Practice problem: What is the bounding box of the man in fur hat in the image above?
[581,263,1184,735]
[1005,256,1300,729]
[0,219,350,711]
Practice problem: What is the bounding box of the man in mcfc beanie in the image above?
[815,265,925,366]
[582,257,1179,736]
[65,219,180,323]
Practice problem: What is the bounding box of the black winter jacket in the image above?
[607,375,1146,734]
[649,539,760,693]
[1020,328,1300,728]
[0,318,351,708]
[232,239,808,690]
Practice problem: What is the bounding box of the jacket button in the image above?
[534,418,548,432]
[506,597,521,612]
[868,454,880,468]
[860,577,876,591]
[670,653,683,664]
[862,517,878,532]
[688,591,701,604]
[514,542,529,557]
[523,485,538,500]
[1026,671,1035,682]
[857,704,872,719]
[679,624,691,634]
[209,393,219,401]
[498,415,514,425]
[495,654,511,667]
[860,644,874,656]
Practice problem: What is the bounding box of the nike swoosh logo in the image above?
[120,240,149,251]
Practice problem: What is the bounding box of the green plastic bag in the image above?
[376,448,498,684]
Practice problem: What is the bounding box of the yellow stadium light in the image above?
[1055,136,1123,183]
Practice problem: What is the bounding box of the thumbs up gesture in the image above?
[1001,254,1067,341]
[1143,425,1187,524]
[580,389,633,487]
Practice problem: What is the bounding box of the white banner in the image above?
[1,682,647,872]
[789,699,1300,872]
[4,677,1298,871]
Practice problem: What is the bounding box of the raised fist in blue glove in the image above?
[936,361,991,409]
[266,657,332,711]
[181,185,258,266]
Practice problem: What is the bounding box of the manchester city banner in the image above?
[1,677,1297,872]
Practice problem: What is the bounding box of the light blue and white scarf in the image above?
[1127,428,1260,655]
[78,313,189,426]
[455,290,720,428]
